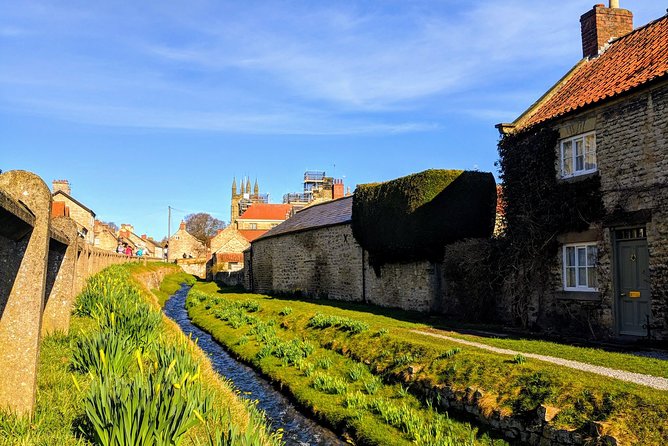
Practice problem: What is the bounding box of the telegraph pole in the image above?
[167,206,171,262]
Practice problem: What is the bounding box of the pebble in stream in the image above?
[163,285,347,446]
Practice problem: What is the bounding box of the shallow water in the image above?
[163,285,346,446]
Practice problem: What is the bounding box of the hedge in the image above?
[352,169,497,270]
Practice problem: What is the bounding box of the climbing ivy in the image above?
[496,124,605,327]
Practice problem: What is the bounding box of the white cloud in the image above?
[1,0,664,133]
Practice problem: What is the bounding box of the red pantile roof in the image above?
[238,203,292,221]
[255,196,352,242]
[514,15,668,130]
[238,229,268,242]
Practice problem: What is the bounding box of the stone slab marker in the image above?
[42,217,78,336]
[0,171,51,416]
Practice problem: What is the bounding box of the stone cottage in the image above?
[168,221,206,261]
[209,226,262,272]
[496,2,668,339]
[93,220,119,251]
[51,180,95,244]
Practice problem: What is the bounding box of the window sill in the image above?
[556,291,601,301]
[558,171,599,183]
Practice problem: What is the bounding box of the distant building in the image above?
[168,221,206,261]
[210,226,253,272]
[94,220,120,251]
[118,224,163,257]
[283,171,346,213]
[230,177,269,227]
[51,180,95,244]
[235,203,292,231]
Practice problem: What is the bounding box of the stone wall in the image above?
[247,224,445,313]
[249,224,364,301]
[0,170,145,416]
[176,258,207,279]
[214,270,245,287]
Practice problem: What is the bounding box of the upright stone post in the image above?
[42,217,78,335]
[0,171,51,416]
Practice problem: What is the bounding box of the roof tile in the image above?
[238,203,292,221]
[516,15,668,129]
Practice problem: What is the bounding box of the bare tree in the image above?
[101,221,119,232]
[184,213,226,246]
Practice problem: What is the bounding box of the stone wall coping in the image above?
[0,188,36,240]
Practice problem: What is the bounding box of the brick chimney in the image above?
[52,179,71,195]
[332,179,344,199]
[179,221,186,231]
[141,234,147,240]
[580,2,633,58]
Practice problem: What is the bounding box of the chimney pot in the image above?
[609,0,619,8]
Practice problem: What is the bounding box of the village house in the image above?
[51,180,95,244]
[235,203,292,231]
[118,224,163,258]
[168,221,206,261]
[209,225,270,272]
[93,220,119,251]
[496,2,668,339]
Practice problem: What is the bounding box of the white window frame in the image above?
[559,131,597,178]
[562,242,598,292]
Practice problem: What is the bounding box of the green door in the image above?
[615,228,651,336]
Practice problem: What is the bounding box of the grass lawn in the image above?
[187,282,668,446]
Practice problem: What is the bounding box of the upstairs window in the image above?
[560,132,596,177]
[563,243,598,292]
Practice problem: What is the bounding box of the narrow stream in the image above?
[163,285,346,446]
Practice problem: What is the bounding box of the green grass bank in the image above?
[186,282,668,446]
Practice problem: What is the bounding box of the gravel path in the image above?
[411,329,668,391]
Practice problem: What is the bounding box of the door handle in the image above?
[620,293,627,297]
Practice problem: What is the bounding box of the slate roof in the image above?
[513,14,668,130]
[238,203,292,221]
[255,196,352,241]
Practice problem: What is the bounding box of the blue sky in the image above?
[1,1,664,238]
